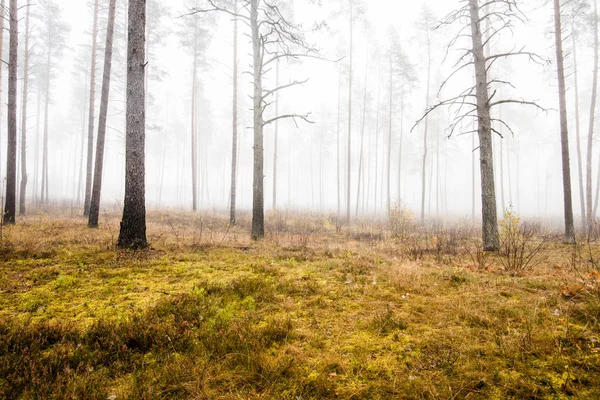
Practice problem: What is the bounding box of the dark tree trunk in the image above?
[118,0,147,249]
[421,20,431,224]
[84,0,99,217]
[469,0,500,251]
[88,0,116,228]
[250,0,265,240]
[0,0,4,198]
[19,5,30,215]
[4,0,17,224]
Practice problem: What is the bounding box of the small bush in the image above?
[499,207,547,274]
[388,202,415,239]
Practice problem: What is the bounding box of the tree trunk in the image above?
[41,51,50,204]
[0,0,5,193]
[118,0,147,249]
[4,0,17,224]
[346,0,353,224]
[398,90,404,204]
[469,0,500,251]
[374,66,381,214]
[587,0,599,234]
[19,5,30,215]
[88,0,116,228]
[421,18,431,224]
[336,67,341,220]
[273,60,279,210]
[191,22,198,212]
[230,0,238,225]
[572,18,586,230]
[356,48,368,216]
[84,0,99,216]
[387,53,393,214]
[77,64,88,205]
[250,0,265,240]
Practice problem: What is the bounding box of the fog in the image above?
[1,0,596,226]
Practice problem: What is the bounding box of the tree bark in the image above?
[88,0,116,228]
[230,0,238,225]
[250,0,265,240]
[336,67,341,220]
[84,0,99,216]
[469,0,500,251]
[19,5,30,215]
[587,0,599,234]
[118,0,147,249]
[0,0,5,195]
[4,0,17,224]
[356,48,368,216]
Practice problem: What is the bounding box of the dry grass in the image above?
[0,207,599,399]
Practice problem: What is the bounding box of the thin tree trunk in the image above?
[374,66,381,214]
[398,90,404,204]
[250,0,265,240]
[230,0,238,224]
[191,22,198,212]
[273,60,279,210]
[356,48,368,217]
[587,0,599,234]
[421,18,431,224]
[470,0,500,251]
[499,134,505,211]
[387,52,393,214]
[88,0,116,228]
[19,5,30,215]
[346,0,353,224]
[118,0,147,248]
[77,65,88,205]
[572,19,586,230]
[0,0,5,193]
[84,0,99,216]
[336,67,341,220]
[4,0,17,224]
[41,43,50,204]
[33,85,40,205]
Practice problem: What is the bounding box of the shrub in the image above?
[499,207,547,274]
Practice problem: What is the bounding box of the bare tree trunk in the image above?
[250,0,265,240]
[572,19,586,230]
[374,66,381,214]
[336,68,341,220]
[499,134,505,211]
[77,65,88,205]
[118,0,147,249]
[19,5,30,215]
[4,0,17,224]
[387,53,393,214]
[191,22,198,212]
[88,0,116,228]
[41,43,51,205]
[472,121,476,221]
[230,0,238,224]
[0,0,5,193]
[356,48,368,217]
[470,0,499,251]
[273,60,279,210]
[397,90,404,203]
[587,0,599,234]
[555,0,575,243]
[346,0,353,224]
[421,18,431,224]
[84,0,99,216]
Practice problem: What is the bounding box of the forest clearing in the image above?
[0,209,599,399]
[2,0,600,398]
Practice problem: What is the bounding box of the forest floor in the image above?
[0,208,599,399]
